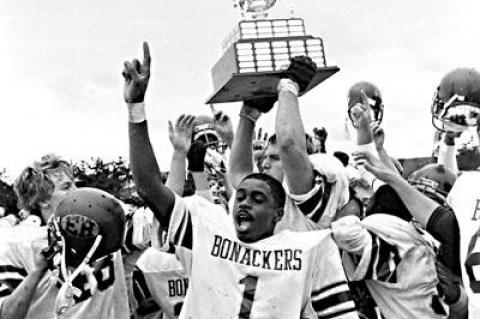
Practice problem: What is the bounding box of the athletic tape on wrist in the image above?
[277,78,300,96]
[239,105,261,123]
[127,102,146,123]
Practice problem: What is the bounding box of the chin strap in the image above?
[53,223,103,318]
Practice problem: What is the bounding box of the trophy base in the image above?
[206,66,339,104]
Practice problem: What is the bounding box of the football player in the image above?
[123,42,358,318]
[130,248,189,319]
[229,57,351,231]
[431,68,480,318]
[0,188,129,319]
[332,213,449,319]
[355,149,467,317]
[14,153,77,226]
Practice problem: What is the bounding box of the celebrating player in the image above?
[431,68,480,318]
[229,57,351,231]
[123,42,358,318]
[0,187,129,319]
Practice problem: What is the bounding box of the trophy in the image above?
[206,0,339,104]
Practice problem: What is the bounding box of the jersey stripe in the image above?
[132,267,162,316]
[363,233,401,283]
[0,265,28,277]
[307,182,333,223]
[312,281,356,319]
[172,210,193,250]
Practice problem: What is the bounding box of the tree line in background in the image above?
[0,138,479,216]
[0,157,164,216]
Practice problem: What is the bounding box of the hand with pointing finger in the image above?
[123,42,151,103]
[349,90,373,129]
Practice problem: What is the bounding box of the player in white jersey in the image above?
[166,174,357,318]
[429,67,480,318]
[228,57,351,232]
[122,43,358,318]
[447,172,480,317]
[332,214,448,319]
[131,248,188,319]
[353,149,467,317]
[0,188,129,319]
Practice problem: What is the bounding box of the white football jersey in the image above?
[131,248,188,319]
[0,226,129,319]
[447,171,480,318]
[168,194,358,319]
[339,214,447,319]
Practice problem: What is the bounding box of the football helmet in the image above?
[347,81,384,126]
[407,164,457,205]
[192,115,227,154]
[48,187,126,266]
[431,68,480,133]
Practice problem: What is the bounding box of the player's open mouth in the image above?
[235,211,254,231]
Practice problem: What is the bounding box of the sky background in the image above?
[1,0,480,179]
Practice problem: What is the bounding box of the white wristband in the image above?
[128,102,146,123]
[277,78,300,96]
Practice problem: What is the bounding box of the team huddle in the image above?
[0,40,479,319]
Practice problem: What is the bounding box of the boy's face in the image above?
[233,178,282,243]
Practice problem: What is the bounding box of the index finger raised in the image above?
[143,42,151,68]
[360,90,369,107]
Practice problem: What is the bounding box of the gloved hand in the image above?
[436,261,461,304]
[243,96,278,113]
[283,56,317,92]
[187,141,208,172]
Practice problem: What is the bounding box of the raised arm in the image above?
[437,132,459,175]
[123,42,175,225]
[165,114,195,195]
[353,150,438,227]
[275,57,316,194]
[229,98,274,188]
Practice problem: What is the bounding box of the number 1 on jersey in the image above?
[239,275,258,319]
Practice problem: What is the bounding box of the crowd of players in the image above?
[0,41,478,318]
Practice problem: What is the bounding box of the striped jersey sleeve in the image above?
[131,266,163,319]
[311,235,358,319]
[290,171,332,223]
[341,230,402,284]
[166,195,195,252]
[0,227,47,308]
[362,232,401,282]
[0,265,27,301]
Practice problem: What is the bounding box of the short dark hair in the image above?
[241,173,286,209]
[333,151,350,167]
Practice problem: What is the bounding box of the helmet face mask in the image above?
[431,68,480,133]
[408,177,448,205]
[431,90,480,133]
[407,164,456,206]
[192,124,227,154]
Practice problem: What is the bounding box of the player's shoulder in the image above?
[0,225,47,245]
[275,228,333,249]
[308,153,347,183]
[137,247,183,273]
[174,194,227,217]
[362,214,437,248]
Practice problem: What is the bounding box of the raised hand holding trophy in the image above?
[206,0,339,104]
